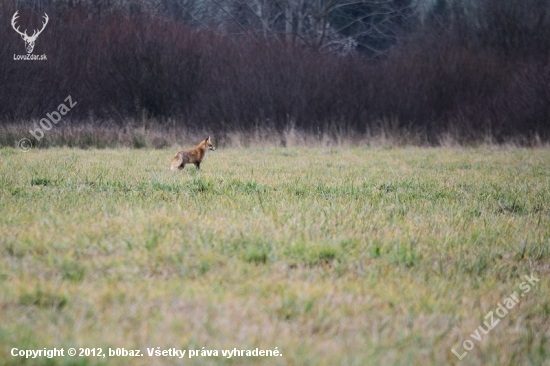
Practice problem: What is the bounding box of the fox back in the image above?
[171,136,215,171]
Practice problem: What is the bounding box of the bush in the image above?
[1,1,549,145]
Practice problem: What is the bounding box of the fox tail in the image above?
[171,154,183,170]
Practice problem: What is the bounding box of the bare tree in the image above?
[179,0,414,54]
[49,0,413,54]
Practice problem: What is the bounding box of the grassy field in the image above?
[0,146,549,366]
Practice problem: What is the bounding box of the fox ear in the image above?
[206,136,210,142]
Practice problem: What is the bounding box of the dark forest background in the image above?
[1,0,550,147]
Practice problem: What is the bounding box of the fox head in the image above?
[204,136,215,151]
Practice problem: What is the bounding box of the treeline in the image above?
[1,0,549,146]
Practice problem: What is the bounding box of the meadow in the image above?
[0,146,548,366]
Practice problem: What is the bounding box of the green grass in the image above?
[0,146,549,365]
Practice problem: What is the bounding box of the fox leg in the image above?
[194,162,201,169]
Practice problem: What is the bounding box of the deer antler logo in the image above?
[11,11,49,54]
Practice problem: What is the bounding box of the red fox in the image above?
[171,136,215,171]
